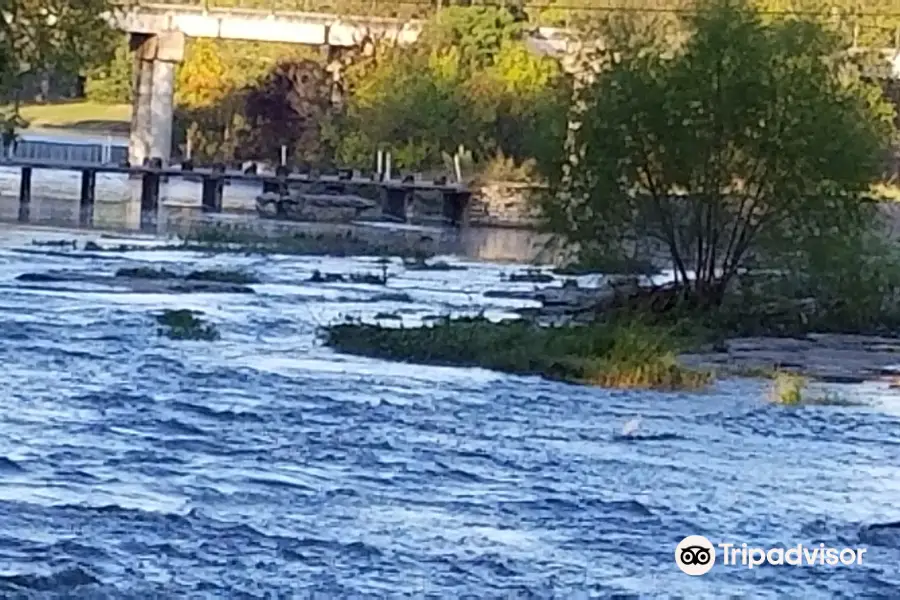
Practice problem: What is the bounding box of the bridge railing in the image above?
[111,0,900,50]
[113,0,900,41]
[10,141,128,166]
[115,0,900,14]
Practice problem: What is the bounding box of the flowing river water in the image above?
[0,194,899,596]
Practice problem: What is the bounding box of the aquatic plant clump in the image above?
[767,371,857,406]
[184,269,260,284]
[771,372,806,405]
[116,267,178,279]
[116,267,259,284]
[155,309,220,341]
[324,317,711,390]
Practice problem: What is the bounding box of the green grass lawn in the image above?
[16,101,132,135]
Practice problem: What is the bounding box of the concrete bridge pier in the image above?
[128,32,185,166]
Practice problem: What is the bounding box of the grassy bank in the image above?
[16,101,131,134]
[325,316,712,390]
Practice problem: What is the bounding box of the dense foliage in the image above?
[78,1,900,179]
[542,0,896,307]
[335,7,570,172]
[83,6,570,173]
[0,0,116,116]
[84,35,133,104]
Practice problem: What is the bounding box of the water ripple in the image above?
[0,235,897,597]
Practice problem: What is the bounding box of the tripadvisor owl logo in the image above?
[675,535,867,574]
[675,535,716,576]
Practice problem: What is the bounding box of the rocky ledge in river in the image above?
[680,334,900,384]
[490,277,644,325]
[495,279,900,383]
[16,267,258,294]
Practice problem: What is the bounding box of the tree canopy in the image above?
[0,0,116,109]
[335,6,570,171]
[542,0,895,305]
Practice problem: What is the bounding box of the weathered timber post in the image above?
[17,166,32,223]
[383,185,410,222]
[262,165,290,196]
[443,190,471,227]
[140,158,162,232]
[201,163,226,213]
[79,169,96,227]
[261,178,279,195]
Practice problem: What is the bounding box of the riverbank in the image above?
[16,101,131,135]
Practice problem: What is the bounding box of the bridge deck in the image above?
[0,159,469,193]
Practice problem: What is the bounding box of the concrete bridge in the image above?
[112,1,894,169]
[110,2,569,166]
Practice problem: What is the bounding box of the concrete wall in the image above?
[128,31,186,166]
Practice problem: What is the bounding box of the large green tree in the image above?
[0,0,117,111]
[336,6,570,172]
[84,34,133,104]
[544,0,895,306]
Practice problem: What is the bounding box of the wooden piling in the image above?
[201,164,225,213]
[263,165,290,196]
[140,168,161,232]
[384,187,410,222]
[79,169,96,227]
[443,190,471,227]
[17,167,32,223]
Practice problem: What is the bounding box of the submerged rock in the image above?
[17,272,70,282]
[184,269,259,284]
[507,269,554,283]
[169,282,255,294]
[116,267,178,280]
[309,270,346,283]
[349,273,386,285]
[31,239,76,248]
[403,258,466,272]
[368,292,412,303]
[16,269,256,295]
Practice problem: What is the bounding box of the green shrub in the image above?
[325,316,711,390]
[155,309,220,341]
[771,372,806,405]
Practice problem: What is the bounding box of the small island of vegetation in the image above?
[323,0,900,391]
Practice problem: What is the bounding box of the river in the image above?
[0,225,899,598]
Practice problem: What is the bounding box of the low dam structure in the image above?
[0,158,472,232]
